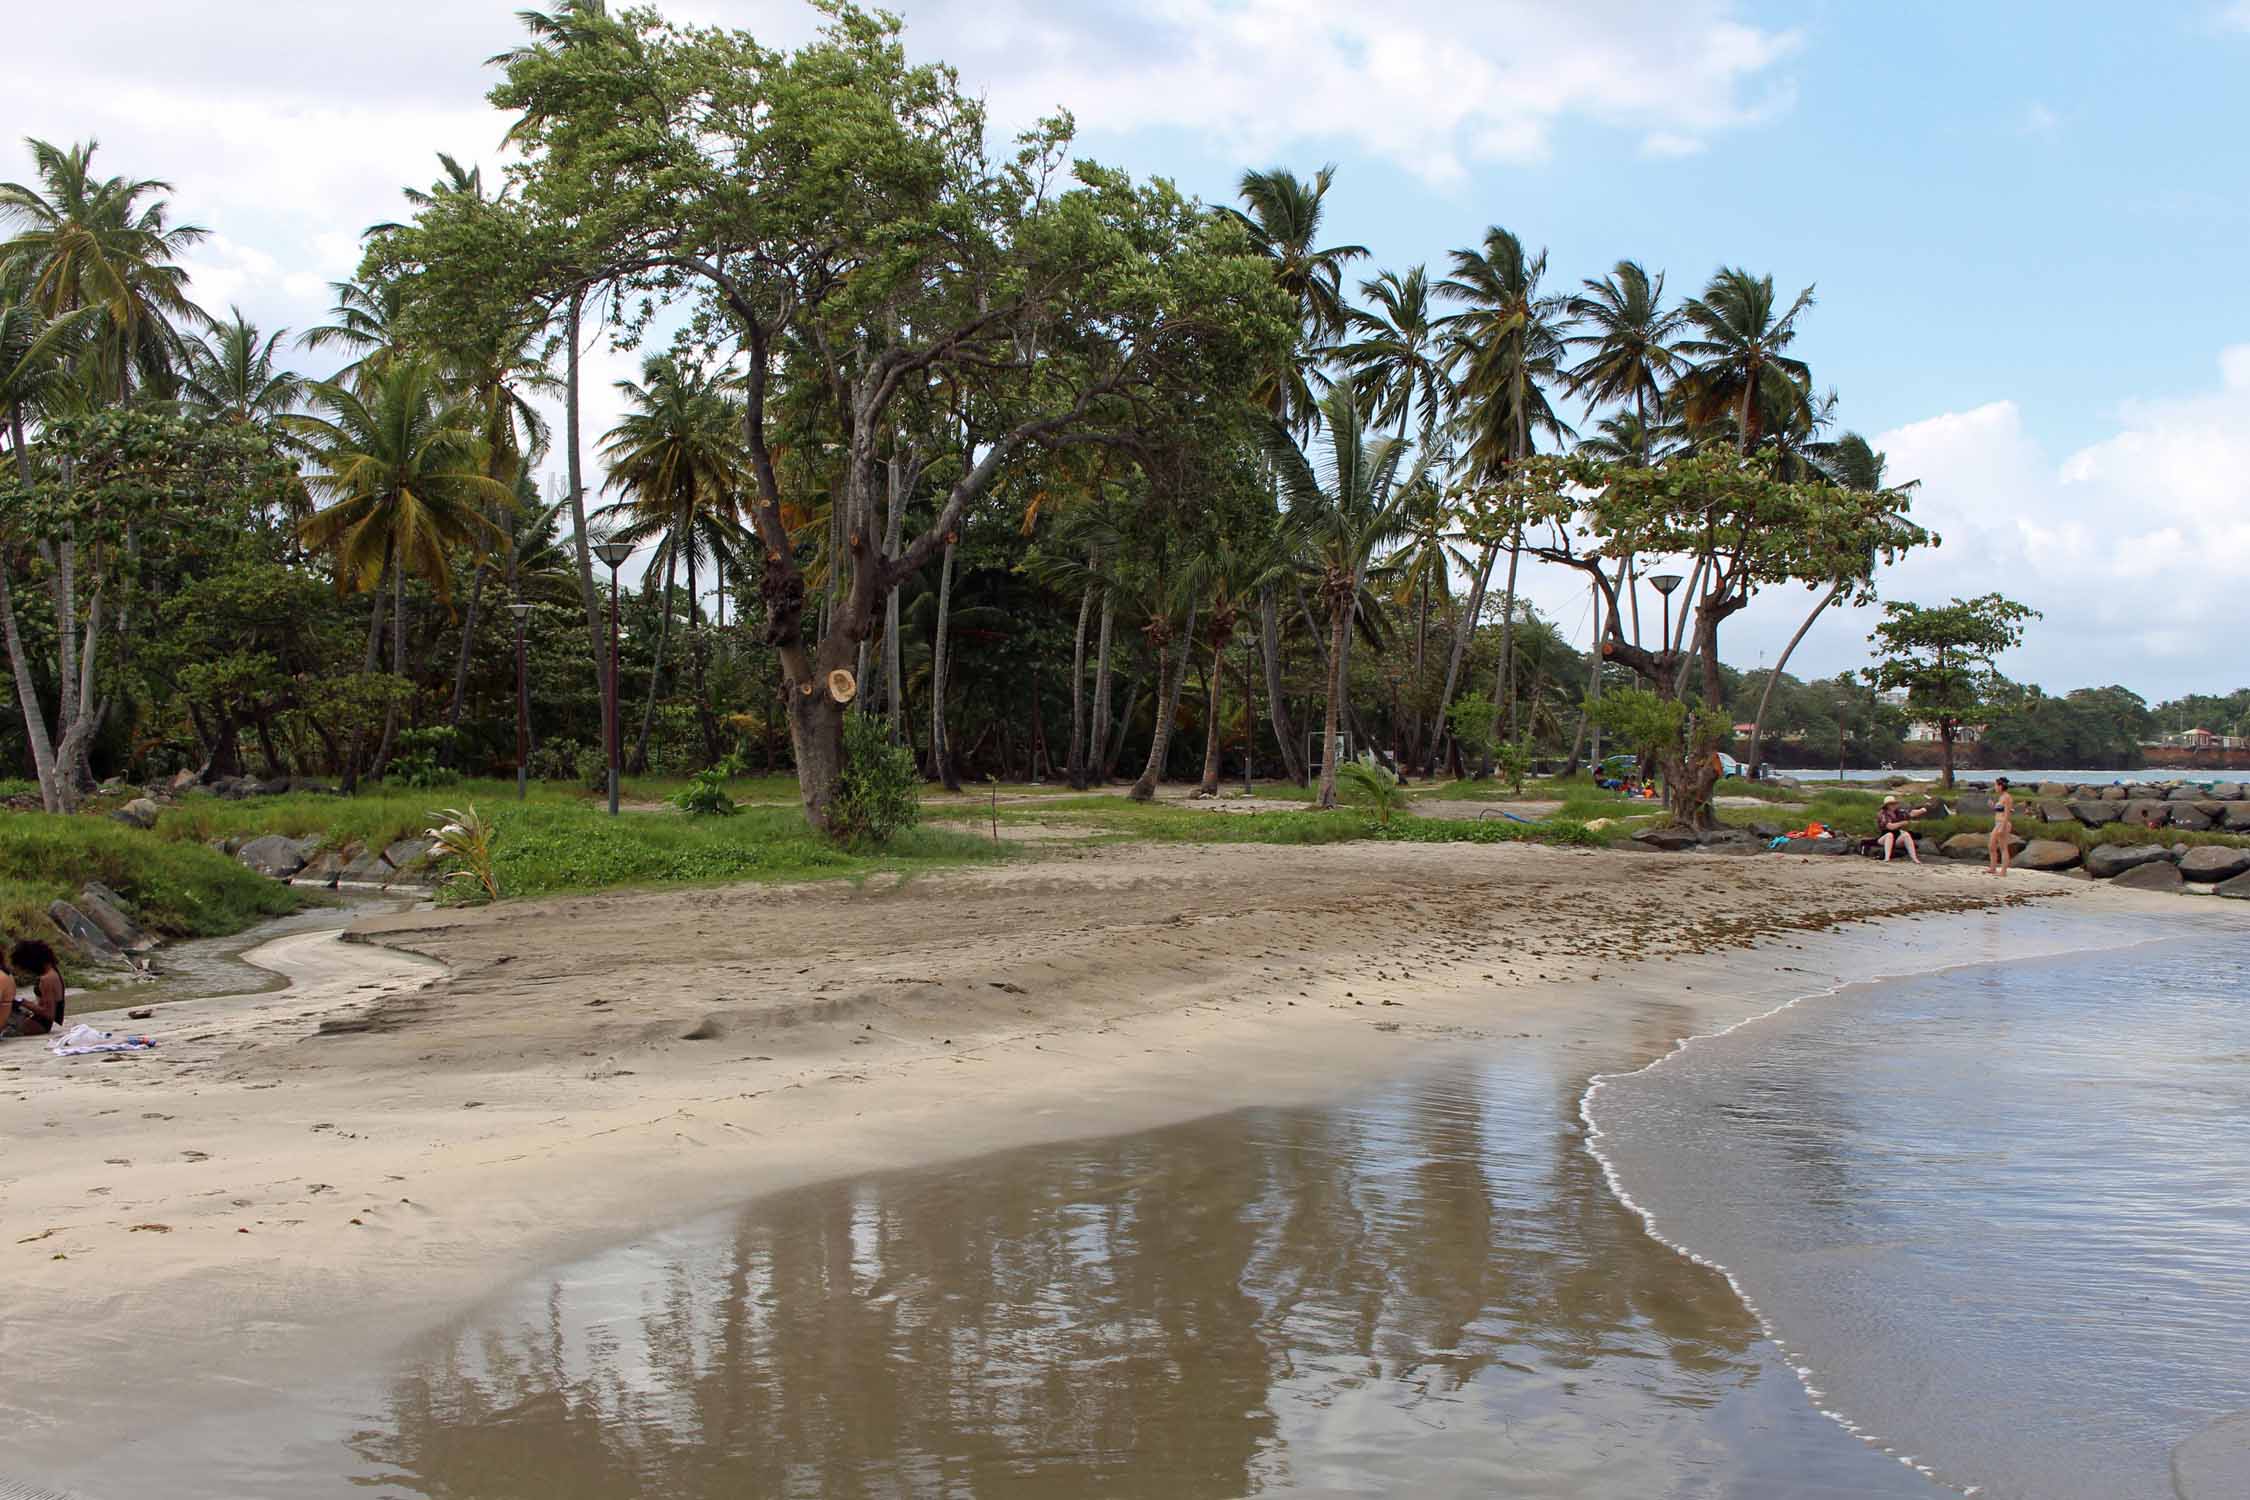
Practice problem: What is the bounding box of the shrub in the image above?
[1494,735,1535,794]
[1446,695,1497,772]
[526,739,588,784]
[383,726,460,789]
[428,804,502,905]
[1337,759,1411,827]
[827,709,920,850]
[672,767,739,818]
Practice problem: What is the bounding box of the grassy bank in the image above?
[150,780,1007,903]
[0,813,302,954]
[954,794,1613,849]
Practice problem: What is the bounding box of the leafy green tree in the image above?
[176,309,302,427]
[1868,594,2039,788]
[445,4,1291,832]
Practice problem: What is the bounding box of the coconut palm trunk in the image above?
[1259,588,1306,784]
[931,536,959,790]
[1316,590,1351,808]
[562,291,610,745]
[1067,581,1094,789]
[1197,632,1226,795]
[1088,590,1116,783]
[1430,544,1496,775]
[1129,604,1199,802]
[1747,578,1845,774]
[630,541,678,773]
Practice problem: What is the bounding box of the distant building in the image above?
[1905,720,1982,744]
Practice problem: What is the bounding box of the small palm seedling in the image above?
[428,805,501,905]
[672,767,739,817]
[1337,759,1412,828]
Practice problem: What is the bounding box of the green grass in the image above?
[949,793,1621,850]
[0,813,302,956]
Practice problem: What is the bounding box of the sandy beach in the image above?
[0,842,2207,1488]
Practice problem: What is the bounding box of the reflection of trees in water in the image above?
[359,1050,1774,1498]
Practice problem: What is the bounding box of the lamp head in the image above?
[592,537,635,569]
[507,602,533,622]
[1650,572,1685,597]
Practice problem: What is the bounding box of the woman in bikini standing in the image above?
[1987,777,2016,876]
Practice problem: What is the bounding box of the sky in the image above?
[9,0,2250,704]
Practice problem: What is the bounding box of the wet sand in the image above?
[0,842,2191,1491]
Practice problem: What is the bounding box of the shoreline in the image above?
[1578,917,2222,1495]
[0,842,2208,1490]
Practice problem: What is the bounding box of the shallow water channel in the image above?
[227,1054,1940,1498]
[71,894,407,1016]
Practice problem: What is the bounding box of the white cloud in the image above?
[2220,1,2250,32]
[1809,349,2250,699]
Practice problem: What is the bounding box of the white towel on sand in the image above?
[47,1022,155,1057]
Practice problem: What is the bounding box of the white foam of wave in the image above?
[1577,919,2182,1498]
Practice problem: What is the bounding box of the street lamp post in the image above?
[509,602,533,801]
[1649,573,1684,665]
[592,538,636,816]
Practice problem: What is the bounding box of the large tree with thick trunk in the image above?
[389,5,1288,833]
[1509,449,1932,828]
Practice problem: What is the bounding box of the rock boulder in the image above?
[2165,786,2206,801]
[237,834,313,880]
[112,797,162,830]
[382,837,434,874]
[2016,839,2082,872]
[2101,785,2130,801]
[2179,846,2250,883]
[2226,805,2250,832]
[1632,826,1698,852]
[2215,870,2250,900]
[2111,860,2185,892]
[2069,800,2123,826]
[48,900,123,961]
[2168,804,2215,832]
[76,884,155,952]
[337,845,392,885]
[2122,800,2172,829]
[1943,832,2024,860]
[2036,781,2069,800]
[2085,843,2173,879]
[2210,783,2244,802]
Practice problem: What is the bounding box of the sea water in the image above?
[1588,936,2250,1498]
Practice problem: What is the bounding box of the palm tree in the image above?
[1676,268,1815,454]
[300,277,411,389]
[1564,261,1681,437]
[0,138,208,404]
[1438,227,1573,754]
[1337,265,1451,445]
[598,354,747,768]
[1225,165,1368,425]
[289,360,510,780]
[177,308,302,426]
[1265,388,1419,808]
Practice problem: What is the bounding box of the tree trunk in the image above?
[1258,589,1305,785]
[786,682,848,832]
[1089,589,1116,783]
[1101,675,1140,782]
[1487,527,1524,772]
[1428,544,1496,776]
[930,537,959,791]
[1747,580,1844,774]
[1316,600,1350,808]
[0,564,62,811]
[562,292,610,748]
[372,561,405,777]
[446,562,486,733]
[631,542,678,773]
[1067,582,1093,790]
[1129,604,1198,802]
[1196,634,1225,795]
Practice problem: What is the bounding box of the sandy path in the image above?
[0,841,2208,1483]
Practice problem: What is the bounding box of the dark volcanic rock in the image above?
[2016,839,2082,872]
[2179,846,2250,883]
[2085,843,2173,879]
[1632,826,1698,851]
[2168,804,2214,832]
[2215,870,2250,900]
[237,834,313,879]
[2122,800,2172,829]
[2069,799,2123,826]
[2111,861,2185,892]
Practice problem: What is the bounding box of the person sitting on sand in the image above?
[0,939,62,1039]
[1876,795,1929,864]
[1987,777,2016,877]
